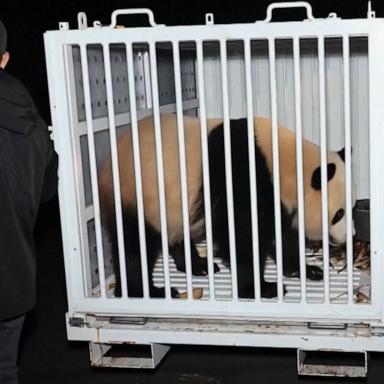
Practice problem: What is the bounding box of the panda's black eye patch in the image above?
[311,163,336,190]
[332,209,345,225]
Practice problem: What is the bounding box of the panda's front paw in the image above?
[192,258,220,276]
[149,286,179,298]
[261,281,286,298]
[306,265,323,280]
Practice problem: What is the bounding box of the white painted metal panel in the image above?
[203,38,370,199]
[44,5,383,325]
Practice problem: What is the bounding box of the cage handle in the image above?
[264,1,315,22]
[109,8,163,28]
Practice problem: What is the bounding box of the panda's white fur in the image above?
[254,118,350,244]
[100,114,347,244]
[99,113,348,298]
[99,114,221,245]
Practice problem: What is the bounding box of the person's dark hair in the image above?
[0,20,7,55]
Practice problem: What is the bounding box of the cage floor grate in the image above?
[152,248,370,304]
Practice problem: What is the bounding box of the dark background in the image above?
[0,0,380,123]
[1,0,384,383]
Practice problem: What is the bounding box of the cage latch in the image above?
[367,1,376,18]
[370,325,384,337]
[69,316,87,327]
[110,316,148,325]
[77,12,88,30]
[307,322,347,330]
[205,13,215,25]
[327,13,340,19]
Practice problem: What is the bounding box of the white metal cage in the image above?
[44,1,384,372]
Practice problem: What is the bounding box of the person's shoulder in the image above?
[0,69,28,91]
[0,69,33,105]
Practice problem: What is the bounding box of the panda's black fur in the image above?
[206,118,309,298]
[104,117,323,299]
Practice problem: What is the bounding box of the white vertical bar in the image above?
[63,45,93,297]
[244,39,261,301]
[79,44,106,298]
[126,43,150,298]
[269,38,284,302]
[220,40,238,300]
[102,44,128,298]
[143,51,153,109]
[149,42,172,299]
[293,38,307,302]
[368,30,384,312]
[45,38,83,309]
[196,41,216,300]
[342,35,354,304]
[318,37,330,304]
[173,41,193,299]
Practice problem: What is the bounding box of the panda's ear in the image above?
[311,163,336,190]
[338,147,345,162]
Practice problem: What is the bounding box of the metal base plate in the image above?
[89,342,170,369]
[297,349,368,377]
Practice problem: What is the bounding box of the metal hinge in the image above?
[68,316,87,327]
[371,326,384,337]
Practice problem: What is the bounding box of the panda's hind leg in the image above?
[171,240,220,276]
[118,207,144,298]
[139,220,180,298]
[114,208,179,298]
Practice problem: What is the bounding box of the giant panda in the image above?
[99,113,348,299]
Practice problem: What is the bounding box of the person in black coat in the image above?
[0,20,58,384]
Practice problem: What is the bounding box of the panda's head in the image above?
[305,148,355,246]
